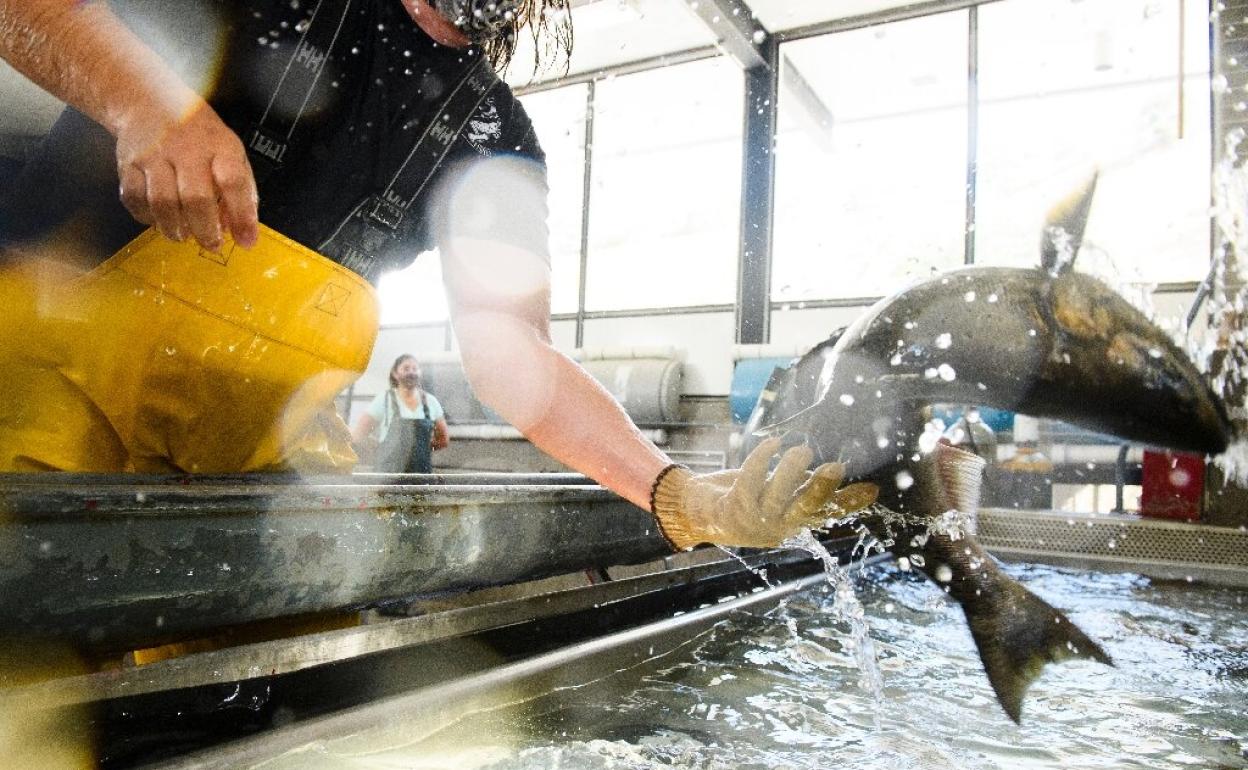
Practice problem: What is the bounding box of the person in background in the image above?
[352,354,449,473]
[0,0,873,550]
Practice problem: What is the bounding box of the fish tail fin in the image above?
[963,579,1113,723]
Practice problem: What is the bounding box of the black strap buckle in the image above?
[368,196,405,230]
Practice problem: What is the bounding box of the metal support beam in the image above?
[778,54,834,153]
[964,5,979,265]
[575,81,595,347]
[736,35,778,345]
[681,0,768,70]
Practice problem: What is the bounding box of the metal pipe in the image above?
[775,0,1004,44]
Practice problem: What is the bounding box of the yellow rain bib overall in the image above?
[0,225,378,473]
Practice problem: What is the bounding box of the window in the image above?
[519,84,590,314]
[772,11,969,302]
[376,253,448,326]
[976,0,1211,283]
[376,85,590,326]
[584,57,745,311]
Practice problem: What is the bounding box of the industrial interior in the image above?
[0,0,1246,768]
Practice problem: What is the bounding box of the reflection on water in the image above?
[271,564,1248,770]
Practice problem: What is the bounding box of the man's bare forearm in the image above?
[0,0,196,136]
[1,1,259,248]
[454,307,671,512]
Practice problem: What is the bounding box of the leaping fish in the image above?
[744,174,1232,722]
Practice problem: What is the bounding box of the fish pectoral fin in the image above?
[963,581,1112,724]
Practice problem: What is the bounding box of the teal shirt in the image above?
[366,389,445,443]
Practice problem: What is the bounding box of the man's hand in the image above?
[0,1,261,252]
[115,100,259,251]
[650,437,878,550]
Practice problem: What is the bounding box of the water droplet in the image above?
[895,470,914,490]
[839,393,855,406]
[935,333,952,349]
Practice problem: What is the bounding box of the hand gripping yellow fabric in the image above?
[0,225,378,473]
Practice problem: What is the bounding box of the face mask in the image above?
[431,0,520,44]
[400,373,421,388]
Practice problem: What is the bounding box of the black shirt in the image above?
[0,0,549,281]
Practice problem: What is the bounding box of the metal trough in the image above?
[0,472,670,652]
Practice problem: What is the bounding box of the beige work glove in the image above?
[650,437,879,550]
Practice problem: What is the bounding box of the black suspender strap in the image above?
[245,0,355,175]
[319,56,501,280]
[239,0,503,281]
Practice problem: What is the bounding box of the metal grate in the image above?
[977,508,1248,587]
[667,450,727,473]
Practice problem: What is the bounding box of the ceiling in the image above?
[0,0,932,136]
[506,0,928,86]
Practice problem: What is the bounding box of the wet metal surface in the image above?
[5,550,828,708]
[0,473,667,651]
[141,572,830,770]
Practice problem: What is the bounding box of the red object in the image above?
[1141,450,1205,520]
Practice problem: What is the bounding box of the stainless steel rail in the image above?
[2,550,797,709]
[0,473,668,651]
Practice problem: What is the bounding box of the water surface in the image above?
[267,564,1248,769]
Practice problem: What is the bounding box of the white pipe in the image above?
[731,343,807,361]
[449,424,668,445]
[573,346,682,361]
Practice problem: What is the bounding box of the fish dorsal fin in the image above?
[1040,170,1099,274]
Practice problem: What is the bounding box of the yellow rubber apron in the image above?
[0,225,378,473]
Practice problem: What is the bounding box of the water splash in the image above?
[788,530,886,728]
[1209,128,1248,484]
[1043,225,1077,277]
[928,508,974,542]
[714,546,773,589]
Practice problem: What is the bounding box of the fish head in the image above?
[1033,272,1233,454]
